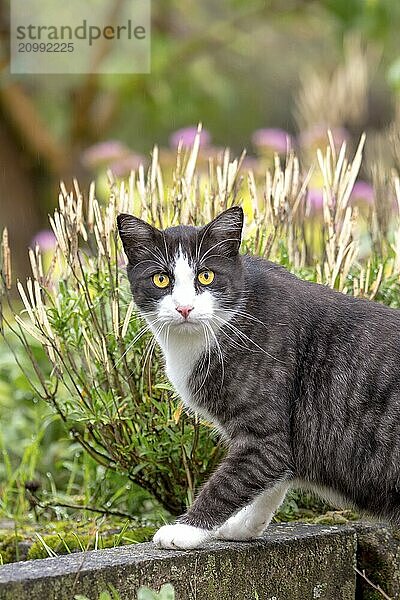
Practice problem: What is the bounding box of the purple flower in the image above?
[350,181,374,205]
[240,156,261,172]
[306,188,324,213]
[252,128,293,154]
[169,127,211,149]
[110,153,145,177]
[298,125,350,150]
[81,141,130,168]
[31,230,56,251]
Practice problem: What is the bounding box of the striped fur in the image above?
[118,207,400,548]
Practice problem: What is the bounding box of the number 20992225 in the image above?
[18,42,74,52]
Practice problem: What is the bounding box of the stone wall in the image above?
[0,522,397,600]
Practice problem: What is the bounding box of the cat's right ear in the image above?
[200,206,244,258]
[117,214,161,263]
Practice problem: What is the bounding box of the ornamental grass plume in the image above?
[1,128,400,515]
[294,35,376,134]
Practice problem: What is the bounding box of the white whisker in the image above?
[213,314,284,364]
[206,321,224,391]
[199,238,240,263]
[193,323,212,397]
[114,322,152,366]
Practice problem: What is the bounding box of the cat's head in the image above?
[117,207,244,335]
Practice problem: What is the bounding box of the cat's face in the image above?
[117,207,244,335]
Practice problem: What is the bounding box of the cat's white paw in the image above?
[215,507,266,541]
[153,523,213,550]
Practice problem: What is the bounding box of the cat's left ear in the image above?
[201,206,244,258]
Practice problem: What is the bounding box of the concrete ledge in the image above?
[0,523,356,600]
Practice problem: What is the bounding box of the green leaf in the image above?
[137,585,175,600]
[137,589,158,600]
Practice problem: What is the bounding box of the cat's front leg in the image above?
[215,481,290,541]
[153,439,290,549]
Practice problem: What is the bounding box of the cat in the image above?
[117,206,400,550]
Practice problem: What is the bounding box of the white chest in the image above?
[160,332,205,408]
[153,327,227,438]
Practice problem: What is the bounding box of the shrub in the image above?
[2,130,400,518]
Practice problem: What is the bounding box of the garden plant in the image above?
[2,128,400,562]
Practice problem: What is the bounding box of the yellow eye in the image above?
[153,273,170,289]
[198,270,214,285]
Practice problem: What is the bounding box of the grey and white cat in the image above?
[118,206,400,550]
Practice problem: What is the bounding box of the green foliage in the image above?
[74,584,122,600]
[0,532,23,564]
[73,583,174,600]
[0,335,71,519]
[323,0,400,38]
[137,584,175,600]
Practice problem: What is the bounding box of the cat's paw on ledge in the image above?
[215,515,265,541]
[153,523,213,549]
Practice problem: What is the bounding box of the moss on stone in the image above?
[0,533,24,564]
[311,510,358,525]
[0,522,156,564]
[355,525,400,600]
[26,526,156,560]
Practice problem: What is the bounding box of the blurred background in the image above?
[1,0,400,277]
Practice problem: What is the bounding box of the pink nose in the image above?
[176,305,193,320]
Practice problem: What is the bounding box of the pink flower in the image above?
[350,181,374,205]
[110,154,145,177]
[81,141,129,168]
[298,125,350,150]
[306,188,324,213]
[240,156,261,172]
[169,127,211,149]
[252,128,293,154]
[31,230,56,251]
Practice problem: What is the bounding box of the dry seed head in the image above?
[295,35,373,131]
[94,225,105,256]
[26,278,36,313]
[17,280,35,323]
[1,228,11,289]
[137,164,146,198]
[112,298,119,340]
[184,123,202,191]
[128,171,135,213]
[14,314,47,345]
[28,248,39,281]
[150,145,158,193]
[59,181,68,199]
[93,198,104,235]
[102,337,110,373]
[82,326,102,362]
[88,181,95,231]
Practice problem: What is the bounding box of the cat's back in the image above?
[242,254,400,335]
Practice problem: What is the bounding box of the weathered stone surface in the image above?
[0,523,356,600]
[355,522,400,600]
